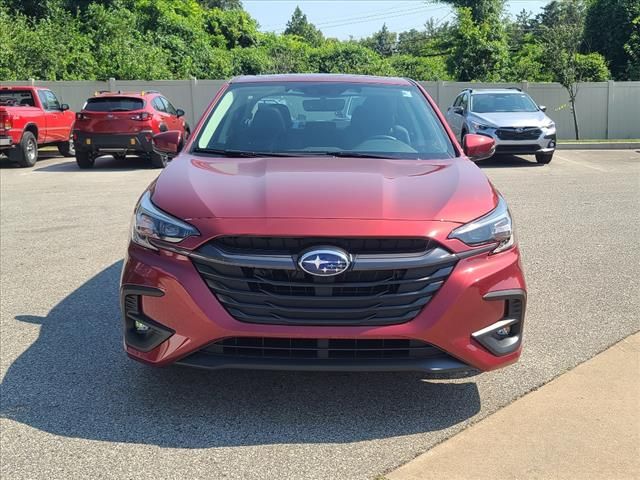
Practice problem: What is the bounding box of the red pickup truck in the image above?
[0,86,75,167]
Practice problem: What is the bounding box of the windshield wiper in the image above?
[310,151,397,159]
[191,148,299,157]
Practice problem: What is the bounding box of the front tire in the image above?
[8,131,38,167]
[76,150,95,169]
[535,152,554,164]
[58,138,75,157]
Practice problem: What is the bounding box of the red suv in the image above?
[73,91,189,168]
[120,74,526,377]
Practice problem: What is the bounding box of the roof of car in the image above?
[230,73,414,86]
[92,91,160,97]
[466,88,525,94]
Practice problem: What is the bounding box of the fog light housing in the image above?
[473,291,526,356]
[121,289,174,352]
[549,140,556,148]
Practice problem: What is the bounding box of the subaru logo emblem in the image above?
[298,248,351,277]
[516,127,524,133]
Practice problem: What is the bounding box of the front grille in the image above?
[202,337,443,360]
[212,236,431,254]
[192,237,457,326]
[496,127,541,140]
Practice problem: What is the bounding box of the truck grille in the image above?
[203,337,443,360]
[496,127,541,140]
[192,237,457,326]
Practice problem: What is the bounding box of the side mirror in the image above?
[452,106,464,115]
[152,130,183,158]
[538,105,547,112]
[61,104,70,111]
[176,108,185,118]
[463,134,495,162]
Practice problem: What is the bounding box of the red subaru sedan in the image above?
[120,74,526,377]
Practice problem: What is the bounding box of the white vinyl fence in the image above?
[2,78,638,139]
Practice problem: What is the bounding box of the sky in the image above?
[244,0,552,40]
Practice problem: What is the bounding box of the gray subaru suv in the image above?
[445,88,556,164]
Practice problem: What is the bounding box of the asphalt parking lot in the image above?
[1,149,638,480]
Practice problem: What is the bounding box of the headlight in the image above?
[131,191,199,250]
[470,120,492,131]
[449,196,515,253]
[543,121,555,129]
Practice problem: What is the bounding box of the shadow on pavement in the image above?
[34,155,156,172]
[1,262,481,448]
[477,154,543,168]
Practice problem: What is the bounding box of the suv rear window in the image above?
[84,97,144,112]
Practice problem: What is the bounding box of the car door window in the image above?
[460,93,469,112]
[452,94,462,108]
[161,97,177,116]
[152,97,166,113]
[43,91,61,111]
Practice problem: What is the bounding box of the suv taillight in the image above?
[131,112,150,121]
[1,116,11,130]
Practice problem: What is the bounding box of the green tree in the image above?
[397,29,429,56]
[584,0,640,80]
[539,0,596,139]
[198,0,243,9]
[389,55,450,80]
[361,24,397,57]
[438,0,505,23]
[447,7,510,81]
[284,6,324,47]
[310,41,394,76]
[624,15,640,79]
[82,3,172,79]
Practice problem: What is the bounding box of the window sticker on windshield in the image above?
[402,90,412,97]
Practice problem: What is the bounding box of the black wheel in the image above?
[76,150,95,169]
[8,131,38,167]
[113,153,127,161]
[535,152,554,164]
[150,151,168,168]
[58,138,75,157]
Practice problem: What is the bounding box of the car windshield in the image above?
[0,90,35,107]
[84,97,144,112]
[193,82,456,159]
[471,93,539,113]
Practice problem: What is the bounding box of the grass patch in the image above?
[558,139,640,143]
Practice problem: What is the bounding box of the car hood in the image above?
[472,111,548,127]
[152,155,498,224]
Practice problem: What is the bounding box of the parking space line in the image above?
[554,152,610,172]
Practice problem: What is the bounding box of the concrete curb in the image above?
[557,142,640,150]
[387,333,640,480]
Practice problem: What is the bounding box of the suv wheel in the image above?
[8,131,38,167]
[150,151,168,168]
[58,138,75,157]
[535,152,554,164]
[76,150,95,169]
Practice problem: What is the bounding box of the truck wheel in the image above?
[535,152,554,164]
[150,151,168,168]
[76,150,95,169]
[58,138,75,157]
[8,131,38,167]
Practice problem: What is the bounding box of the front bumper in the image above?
[120,237,527,374]
[469,126,556,155]
[74,130,154,155]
